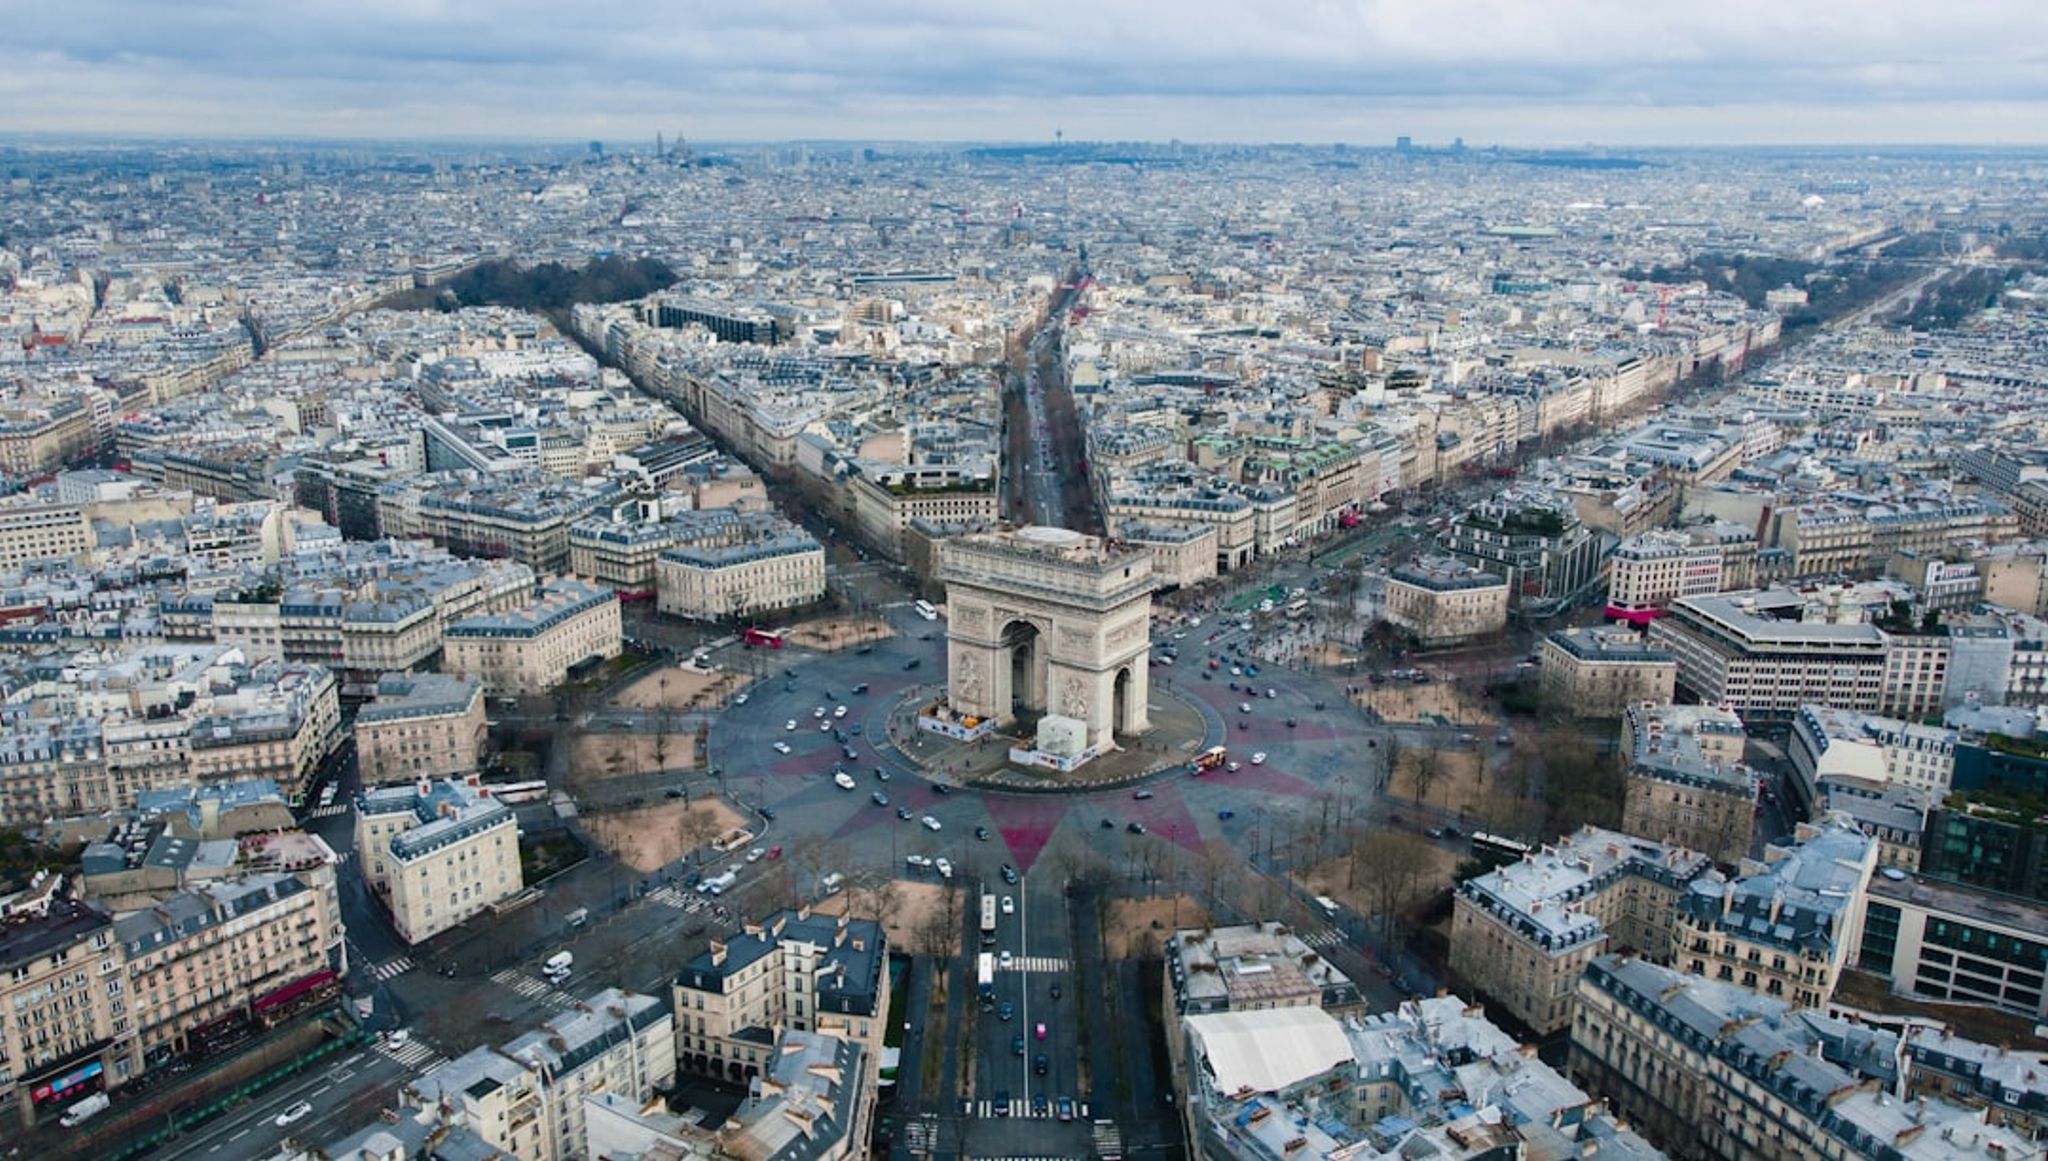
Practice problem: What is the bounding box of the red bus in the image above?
[742,627,786,649]
[1193,746,1228,773]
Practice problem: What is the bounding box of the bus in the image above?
[1284,599,1310,618]
[1470,832,1534,866]
[1192,746,1228,773]
[980,893,998,946]
[914,600,939,622]
[742,626,785,649]
[977,952,996,1007]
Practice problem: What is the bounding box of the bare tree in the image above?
[677,805,721,867]
[1409,746,1444,810]
[1349,830,1436,942]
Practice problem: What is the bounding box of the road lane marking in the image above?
[310,1084,333,1097]
[229,1129,250,1141]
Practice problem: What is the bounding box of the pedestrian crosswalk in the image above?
[306,803,350,819]
[648,884,704,910]
[369,955,415,981]
[377,1038,447,1072]
[490,968,575,1006]
[1301,927,1344,949]
[1000,955,1070,973]
[1092,1118,1125,1159]
[966,1098,1090,1119]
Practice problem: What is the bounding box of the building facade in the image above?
[443,577,622,696]
[354,776,523,945]
[1538,626,1679,717]
[1620,703,1757,866]
[352,673,488,786]
[1450,826,1713,1035]
[1674,819,1878,1008]
[1381,557,1510,648]
[671,909,889,1100]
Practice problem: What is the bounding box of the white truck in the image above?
[702,870,739,896]
[543,950,573,981]
[60,1092,110,1127]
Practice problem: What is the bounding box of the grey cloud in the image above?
[2,0,2044,141]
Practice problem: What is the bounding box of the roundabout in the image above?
[701,603,1389,882]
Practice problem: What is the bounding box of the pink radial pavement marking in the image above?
[982,795,1071,873]
[1125,792,1204,853]
[1201,763,1324,799]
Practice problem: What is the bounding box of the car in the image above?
[1246,665,1260,677]
[897,806,913,820]
[999,1000,1014,1021]
[758,807,777,821]
[842,746,859,760]
[1012,1034,1026,1055]
[1266,688,1277,699]
[833,706,848,719]
[275,1100,315,1127]
[813,707,826,718]
[1001,895,1015,915]
[919,813,942,831]
[874,767,890,781]
[1251,752,1267,765]
[1133,789,1154,799]
[1034,1054,1049,1076]
[999,949,1014,968]
[767,845,782,860]
[903,658,921,670]
[973,825,990,841]
[851,682,870,694]
[1100,817,1114,829]
[682,870,703,888]
[665,787,683,799]
[1217,808,1236,819]
[1127,822,1146,835]
[386,1028,410,1044]
[733,692,748,705]
[931,782,950,794]
[935,856,954,878]
[784,668,797,678]
[819,721,832,732]
[1226,760,1241,771]
[1228,680,1239,691]
[746,847,765,863]
[785,720,797,731]
[834,772,857,790]
[848,722,863,735]
[1056,1095,1076,1121]
[1034,1021,1047,1040]
[772,742,792,754]
[1238,720,1249,730]
[1230,666,1242,676]
[994,1088,1012,1116]
[872,791,890,806]
[1239,702,1253,713]
[1000,864,1018,883]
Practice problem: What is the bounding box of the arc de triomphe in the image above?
[937,526,1154,749]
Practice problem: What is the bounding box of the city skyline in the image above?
[4,0,2046,146]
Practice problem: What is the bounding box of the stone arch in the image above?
[1113,665,1134,735]
[1000,618,1047,719]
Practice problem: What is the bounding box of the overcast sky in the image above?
[4,0,2045,146]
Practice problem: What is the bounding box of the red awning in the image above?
[253,969,338,1014]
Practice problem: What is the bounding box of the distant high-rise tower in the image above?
[657,131,665,158]
[589,140,604,158]
[1396,136,1413,152]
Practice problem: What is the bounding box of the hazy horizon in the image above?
[4,1,2045,149]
